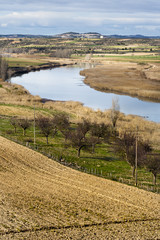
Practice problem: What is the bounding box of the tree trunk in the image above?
[92,144,95,154]
[153,173,157,185]
[132,165,135,178]
[46,136,49,145]
[77,145,85,158]
[77,148,81,158]
[23,129,25,136]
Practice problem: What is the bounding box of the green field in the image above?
[1,37,160,62]
[93,54,160,62]
[6,57,47,67]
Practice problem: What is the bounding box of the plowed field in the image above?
[0,136,160,239]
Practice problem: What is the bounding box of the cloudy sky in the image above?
[0,0,160,36]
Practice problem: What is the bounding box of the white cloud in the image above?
[1,23,8,27]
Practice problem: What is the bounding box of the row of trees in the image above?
[10,114,111,155]
[10,112,160,185]
[36,115,111,157]
[50,49,73,58]
[10,117,31,136]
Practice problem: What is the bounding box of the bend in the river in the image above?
[11,64,160,122]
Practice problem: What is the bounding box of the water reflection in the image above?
[11,65,160,122]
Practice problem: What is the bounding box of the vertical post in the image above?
[34,104,36,145]
[135,126,138,186]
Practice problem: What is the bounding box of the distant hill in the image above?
[108,34,160,39]
[0,34,52,38]
[0,33,160,39]
[54,32,102,39]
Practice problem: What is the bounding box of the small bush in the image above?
[25,138,33,143]
[6,129,14,135]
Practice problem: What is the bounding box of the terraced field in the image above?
[0,136,160,239]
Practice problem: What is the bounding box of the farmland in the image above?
[1,36,160,102]
[0,136,160,239]
[0,36,160,238]
[0,81,160,192]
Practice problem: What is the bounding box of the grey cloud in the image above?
[0,0,160,13]
[0,0,160,35]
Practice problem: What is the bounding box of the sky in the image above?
[0,0,160,36]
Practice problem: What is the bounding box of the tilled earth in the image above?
[0,136,160,239]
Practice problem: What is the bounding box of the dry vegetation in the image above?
[0,80,160,239]
[1,37,160,238]
[0,136,160,239]
[81,61,160,102]
[0,81,160,149]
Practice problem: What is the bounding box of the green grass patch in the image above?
[6,57,47,67]
[93,54,160,63]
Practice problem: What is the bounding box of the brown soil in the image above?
[0,136,160,239]
[81,61,160,102]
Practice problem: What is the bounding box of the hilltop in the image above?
[0,32,160,39]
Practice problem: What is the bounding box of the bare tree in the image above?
[10,117,18,133]
[53,113,70,142]
[69,119,91,158]
[37,117,53,144]
[69,130,86,158]
[145,154,160,185]
[89,122,110,153]
[18,118,31,136]
[110,97,120,129]
[51,49,73,58]
[115,132,151,177]
[76,119,91,139]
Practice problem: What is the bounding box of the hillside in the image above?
[0,136,160,239]
[0,33,160,39]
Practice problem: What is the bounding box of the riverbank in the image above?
[80,61,160,102]
[7,56,77,78]
[0,56,159,148]
[0,80,160,149]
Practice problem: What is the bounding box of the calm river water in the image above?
[11,64,160,122]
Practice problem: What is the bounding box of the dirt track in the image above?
[0,136,160,239]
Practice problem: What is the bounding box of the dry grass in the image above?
[81,61,160,102]
[0,82,42,107]
[44,100,160,149]
[0,136,160,239]
[0,81,160,148]
[0,62,160,238]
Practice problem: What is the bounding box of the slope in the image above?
[0,136,160,239]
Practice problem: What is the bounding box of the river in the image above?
[11,64,160,122]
